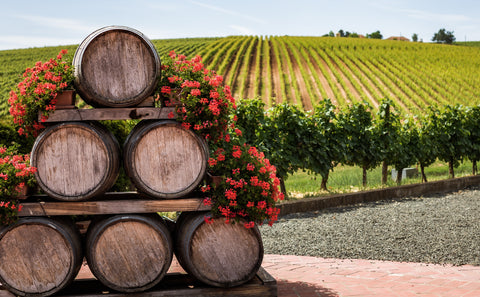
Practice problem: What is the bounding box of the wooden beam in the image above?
[18,197,210,216]
[44,107,176,122]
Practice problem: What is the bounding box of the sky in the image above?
[0,0,479,50]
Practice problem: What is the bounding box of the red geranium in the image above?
[8,50,74,138]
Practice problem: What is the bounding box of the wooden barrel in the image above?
[31,121,120,201]
[174,211,264,288]
[73,26,161,107]
[85,214,173,292]
[124,120,208,199]
[0,217,83,297]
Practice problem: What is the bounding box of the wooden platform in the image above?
[43,106,175,122]
[18,192,210,216]
[0,267,277,297]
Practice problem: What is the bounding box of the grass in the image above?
[285,160,474,199]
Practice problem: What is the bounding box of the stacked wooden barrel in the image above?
[0,26,265,296]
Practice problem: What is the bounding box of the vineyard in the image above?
[1,36,480,118]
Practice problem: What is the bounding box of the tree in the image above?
[308,99,342,190]
[412,33,418,42]
[367,30,383,39]
[337,102,381,187]
[417,112,439,182]
[390,117,419,185]
[426,105,469,178]
[464,105,480,175]
[338,30,345,37]
[261,103,310,195]
[432,28,456,44]
[375,99,401,185]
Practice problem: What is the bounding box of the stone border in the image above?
[278,175,480,216]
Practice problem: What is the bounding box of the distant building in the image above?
[387,36,410,41]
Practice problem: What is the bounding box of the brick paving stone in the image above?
[262,255,480,297]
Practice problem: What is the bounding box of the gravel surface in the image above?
[260,186,480,266]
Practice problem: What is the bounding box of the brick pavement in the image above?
[263,255,480,297]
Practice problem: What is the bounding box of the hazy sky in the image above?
[0,0,478,50]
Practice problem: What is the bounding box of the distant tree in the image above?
[412,33,418,42]
[367,30,383,39]
[338,30,345,37]
[432,28,456,44]
[349,32,359,38]
[328,30,335,37]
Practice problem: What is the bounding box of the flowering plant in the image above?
[0,145,37,226]
[8,49,74,138]
[156,51,283,227]
[155,51,235,143]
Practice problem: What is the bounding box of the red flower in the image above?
[203,197,212,206]
[161,86,171,94]
[232,149,242,159]
[257,201,266,209]
[244,221,255,229]
[225,189,237,200]
[204,216,214,224]
[208,157,218,166]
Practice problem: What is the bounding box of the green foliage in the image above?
[336,101,381,186]
[464,106,480,174]
[261,103,309,180]
[367,30,383,39]
[390,117,419,184]
[0,119,34,154]
[423,105,469,178]
[101,120,137,192]
[234,98,266,145]
[432,28,456,44]
[307,99,340,188]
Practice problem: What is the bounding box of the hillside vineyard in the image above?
[1,36,480,117]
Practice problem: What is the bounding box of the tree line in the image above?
[234,98,480,194]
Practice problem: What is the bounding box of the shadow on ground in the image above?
[278,280,338,297]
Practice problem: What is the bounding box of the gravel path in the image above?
[260,186,480,266]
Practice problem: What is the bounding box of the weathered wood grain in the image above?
[30,122,120,201]
[124,121,208,199]
[86,214,173,292]
[73,26,160,107]
[43,107,175,122]
[18,197,210,216]
[0,217,82,296]
[174,212,264,288]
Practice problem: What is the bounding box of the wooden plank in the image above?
[54,269,277,297]
[18,198,210,216]
[44,107,176,122]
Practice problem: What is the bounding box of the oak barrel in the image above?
[0,217,82,297]
[31,121,120,201]
[85,214,173,292]
[73,26,161,107]
[174,211,264,287]
[124,120,208,199]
